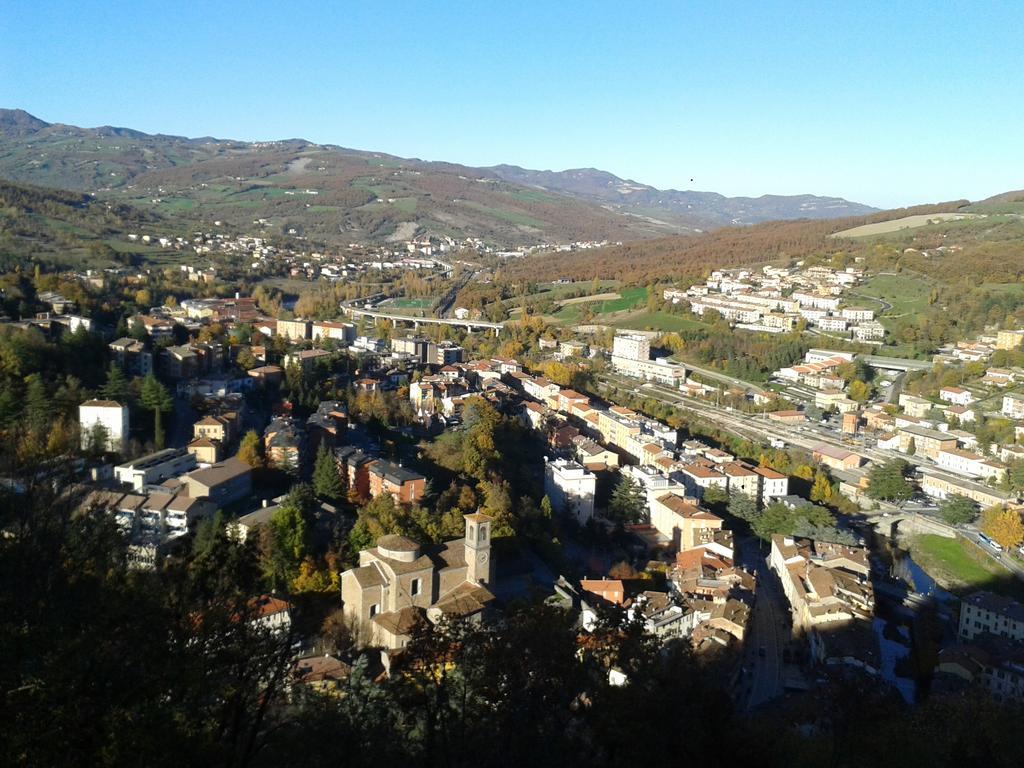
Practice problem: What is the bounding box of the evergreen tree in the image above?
[938,494,976,526]
[608,475,646,525]
[727,492,757,521]
[101,363,130,403]
[23,374,50,435]
[140,374,172,449]
[313,443,343,501]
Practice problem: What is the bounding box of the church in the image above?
[340,513,496,649]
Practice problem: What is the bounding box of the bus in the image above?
[978,533,1003,552]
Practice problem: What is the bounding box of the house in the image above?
[982,368,1015,387]
[79,399,129,452]
[264,417,303,472]
[311,320,356,343]
[248,365,284,385]
[940,386,974,406]
[721,462,760,498]
[367,460,426,504]
[936,448,1007,482]
[580,578,627,606]
[251,594,293,635]
[182,456,253,508]
[572,437,619,470]
[187,437,222,464]
[812,443,862,470]
[193,414,233,444]
[544,458,597,524]
[340,514,495,648]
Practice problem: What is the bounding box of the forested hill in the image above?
[0,108,875,246]
[504,201,972,283]
[0,179,164,269]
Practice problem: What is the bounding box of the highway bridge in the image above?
[343,306,505,335]
[861,355,933,372]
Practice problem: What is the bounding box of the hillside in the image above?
[485,164,878,228]
[0,109,875,247]
[0,178,167,270]
[503,201,970,283]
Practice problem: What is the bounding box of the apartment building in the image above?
[544,458,597,524]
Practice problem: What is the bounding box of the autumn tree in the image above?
[980,506,1024,549]
[237,429,263,468]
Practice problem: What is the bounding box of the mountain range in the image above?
[0,109,877,246]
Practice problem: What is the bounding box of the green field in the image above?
[831,213,982,238]
[387,297,434,309]
[911,535,1024,599]
[553,286,648,322]
[611,311,711,333]
[853,273,933,334]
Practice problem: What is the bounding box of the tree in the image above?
[23,374,50,435]
[100,363,130,403]
[727,492,757,521]
[140,374,172,449]
[847,379,871,402]
[702,485,729,507]
[810,470,835,505]
[313,443,343,501]
[608,475,646,525]
[980,506,1024,549]
[938,494,977,526]
[237,429,263,468]
[906,436,917,456]
[85,422,110,456]
[866,459,914,502]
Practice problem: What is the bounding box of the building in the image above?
[996,329,1024,350]
[367,460,426,504]
[340,514,496,648]
[812,443,863,470]
[612,333,650,362]
[187,437,222,464]
[193,414,233,444]
[920,471,1014,508]
[940,387,974,406]
[769,535,874,630]
[182,456,253,507]
[753,466,789,507]
[114,448,197,491]
[283,348,333,374]
[1002,393,1024,420]
[649,494,723,551]
[277,318,312,341]
[108,337,153,376]
[959,592,1024,642]
[391,335,429,362]
[544,458,597,524]
[898,425,958,459]
[312,320,356,343]
[79,399,129,452]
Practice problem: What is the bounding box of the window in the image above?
[369,604,379,618]
[478,526,487,543]
[411,578,421,597]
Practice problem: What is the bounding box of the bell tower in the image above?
[464,511,493,585]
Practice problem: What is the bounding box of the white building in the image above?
[612,333,650,362]
[544,458,597,524]
[114,448,197,491]
[1002,393,1024,420]
[79,399,130,452]
[940,387,974,406]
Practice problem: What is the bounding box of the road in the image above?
[735,536,791,709]
[669,359,769,396]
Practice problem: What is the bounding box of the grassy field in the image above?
[611,311,711,333]
[910,535,1024,599]
[386,297,434,309]
[831,213,982,238]
[553,286,648,322]
[854,273,933,336]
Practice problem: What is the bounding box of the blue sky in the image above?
[2,1,1022,208]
